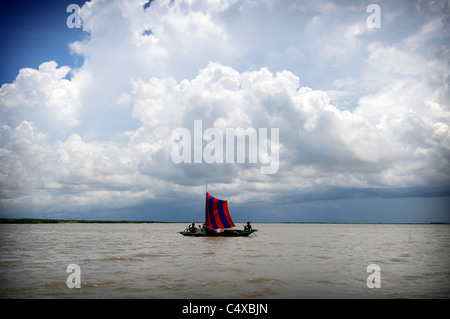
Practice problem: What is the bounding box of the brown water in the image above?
[0,223,449,298]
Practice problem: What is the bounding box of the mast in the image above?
[204,181,208,226]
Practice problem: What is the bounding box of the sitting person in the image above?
[244,222,252,232]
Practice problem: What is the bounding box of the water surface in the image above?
[0,223,449,298]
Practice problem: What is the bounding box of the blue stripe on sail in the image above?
[208,196,218,229]
[217,201,232,228]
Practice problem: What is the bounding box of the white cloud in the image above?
[0,61,80,131]
[0,120,159,214]
[2,58,449,213]
[0,0,449,219]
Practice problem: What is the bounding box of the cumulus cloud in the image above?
[0,0,449,220]
[0,120,159,215]
[0,61,80,133]
[2,61,449,213]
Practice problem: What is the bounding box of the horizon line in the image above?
[0,218,448,225]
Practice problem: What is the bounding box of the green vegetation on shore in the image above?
[0,218,173,224]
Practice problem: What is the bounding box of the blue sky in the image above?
[0,0,449,223]
[0,1,86,84]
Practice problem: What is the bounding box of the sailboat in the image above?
[179,192,257,237]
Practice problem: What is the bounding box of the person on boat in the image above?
[190,222,196,233]
[244,222,252,232]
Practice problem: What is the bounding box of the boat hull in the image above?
[179,229,257,237]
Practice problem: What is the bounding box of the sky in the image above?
[0,0,449,223]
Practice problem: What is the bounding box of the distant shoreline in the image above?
[0,218,447,225]
[0,218,174,224]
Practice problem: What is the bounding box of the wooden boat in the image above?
[179,192,256,237]
[179,228,256,237]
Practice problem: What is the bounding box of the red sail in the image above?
[205,192,235,230]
